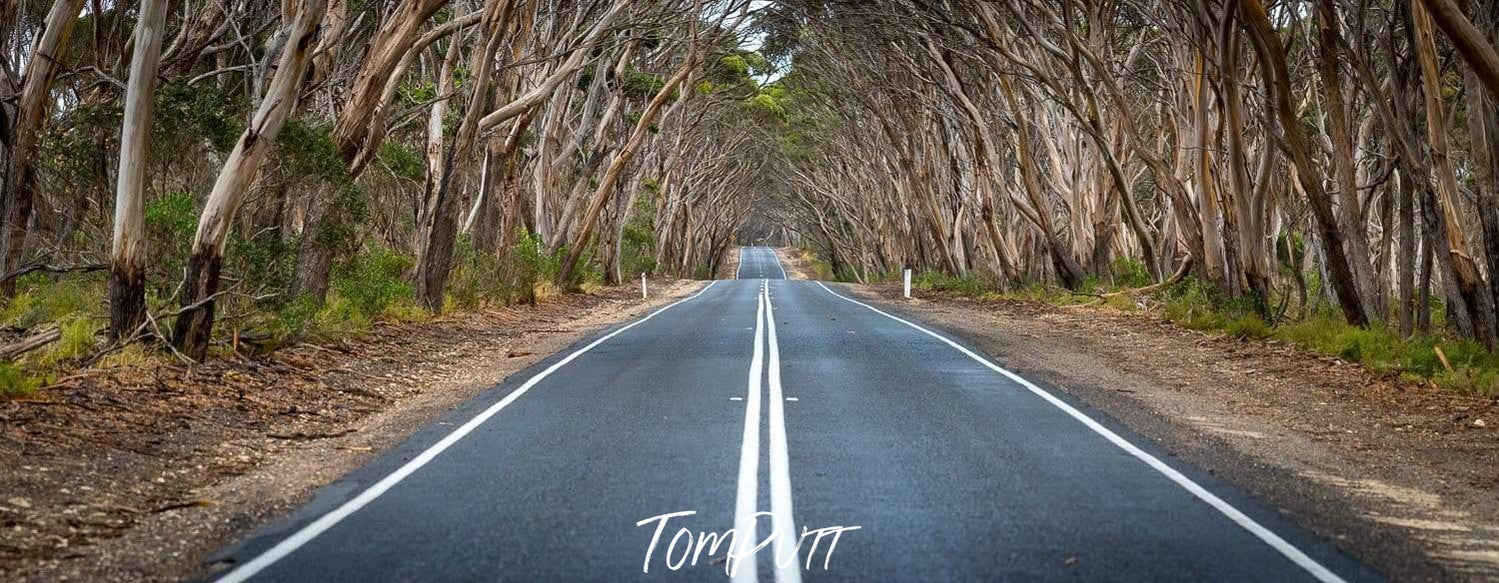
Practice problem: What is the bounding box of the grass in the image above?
[0,362,44,398]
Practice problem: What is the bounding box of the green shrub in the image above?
[0,362,44,399]
[1,273,105,330]
[45,318,99,362]
[1110,257,1153,288]
[333,247,416,317]
[620,194,657,279]
[1434,367,1499,396]
[1224,315,1272,340]
[145,192,199,278]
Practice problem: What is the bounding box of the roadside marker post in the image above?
[903,269,912,299]
[641,273,648,299]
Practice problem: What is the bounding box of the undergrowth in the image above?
[872,254,1499,396]
[0,227,624,398]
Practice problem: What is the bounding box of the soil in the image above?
[851,285,1499,581]
[0,278,701,582]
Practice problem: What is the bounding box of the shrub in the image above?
[45,318,99,362]
[1,273,105,330]
[145,192,199,279]
[0,362,44,399]
[1110,257,1153,288]
[620,194,657,279]
[1435,367,1499,396]
[1223,315,1272,340]
[334,247,416,317]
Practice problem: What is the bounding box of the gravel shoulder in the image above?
[844,283,1499,581]
[0,279,702,582]
[772,247,817,279]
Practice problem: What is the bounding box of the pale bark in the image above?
[173,0,328,359]
[109,0,172,338]
[1,0,87,297]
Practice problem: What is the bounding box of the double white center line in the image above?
[732,280,802,583]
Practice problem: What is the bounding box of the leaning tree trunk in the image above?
[108,0,171,339]
[0,0,87,297]
[557,51,699,286]
[1412,0,1497,347]
[1239,0,1370,326]
[172,0,327,360]
[330,0,453,168]
[1315,0,1383,319]
[415,0,514,311]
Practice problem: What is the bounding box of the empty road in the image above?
[209,247,1378,582]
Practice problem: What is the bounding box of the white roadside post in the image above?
[903,269,912,299]
[641,273,648,299]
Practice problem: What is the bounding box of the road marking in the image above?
[763,282,803,582]
[731,287,766,582]
[813,282,1348,583]
[736,247,746,279]
[767,246,788,279]
[212,281,721,583]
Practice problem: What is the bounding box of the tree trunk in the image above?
[1239,0,1370,326]
[415,0,515,311]
[1315,0,1383,319]
[1412,0,1497,346]
[330,0,452,168]
[1,0,87,297]
[108,0,170,339]
[557,51,699,286]
[173,0,327,360]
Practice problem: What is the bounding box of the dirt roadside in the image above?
[0,279,701,582]
[769,248,1499,580]
[863,287,1499,580]
[773,247,818,279]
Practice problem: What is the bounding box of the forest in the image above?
[2,0,1499,394]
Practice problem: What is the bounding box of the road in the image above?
[209,246,1379,582]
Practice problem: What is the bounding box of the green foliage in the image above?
[744,92,787,121]
[1109,257,1152,288]
[1223,315,1272,340]
[45,318,100,363]
[1,273,105,330]
[514,229,562,287]
[1156,280,1499,395]
[266,247,420,342]
[620,194,658,279]
[334,247,416,317]
[398,79,438,106]
[378,141,426,183]
[913,271,993,296]
[155,81,244,153]
[145,192,199,278]
[622,68,668,99]
[279,120,350,183]
[0,362,44,399]
[1434,367,1499,396]
[719,54,750,78]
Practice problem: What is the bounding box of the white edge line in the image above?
[214,280,721,583]
[768,246,788,280]
[736,246,746,279]
[813,281,1347,583]
[763,283,803,582]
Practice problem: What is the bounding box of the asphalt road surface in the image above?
[209,247,1380,582]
